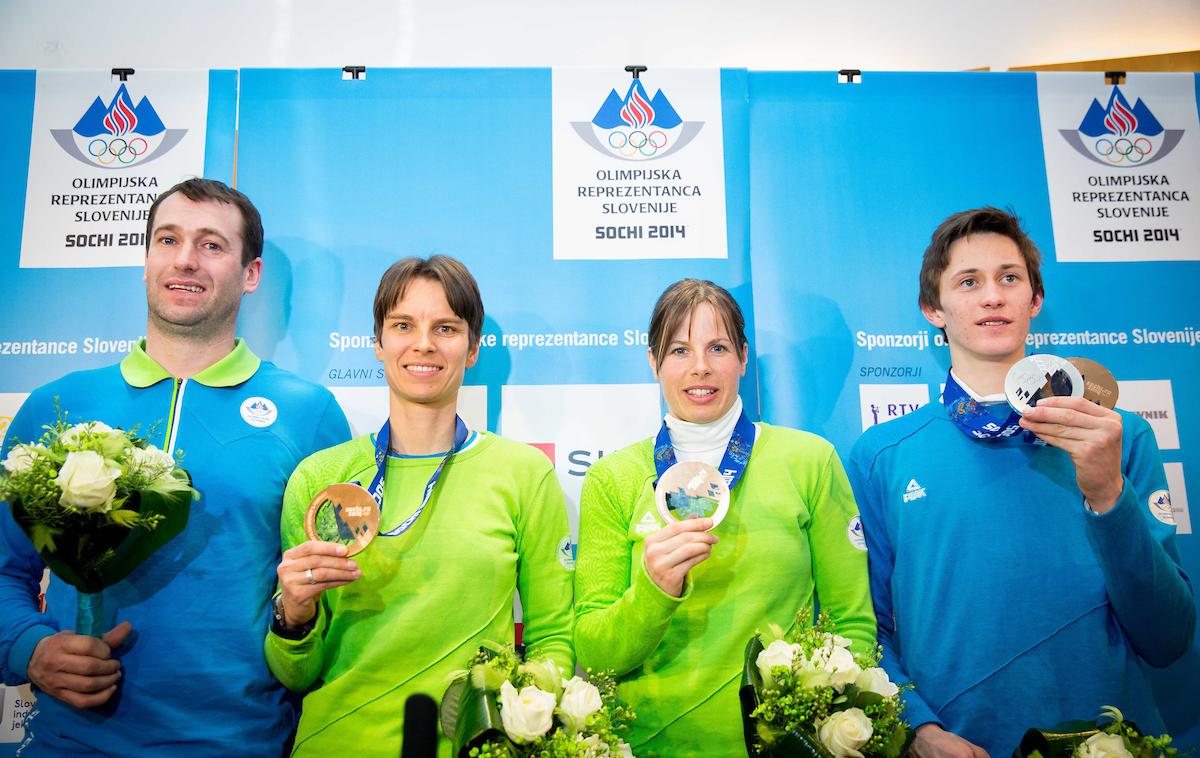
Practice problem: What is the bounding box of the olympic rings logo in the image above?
[86,136,149,165]
[606,129,670,158]
[1093,136,1152,165]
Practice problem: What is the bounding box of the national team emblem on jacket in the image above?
[1148,489,1175,525]
[51,83,188,169]
[1059,85,1183,168]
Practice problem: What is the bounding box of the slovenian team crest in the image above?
[50,83,187,170]
[1058,85,1184,168]
[571,73,703,162]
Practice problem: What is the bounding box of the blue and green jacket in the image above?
[0,340,350,756]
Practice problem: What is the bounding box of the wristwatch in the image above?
[271,594,317,640]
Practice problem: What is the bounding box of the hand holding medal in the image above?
[1007,355,1125,513]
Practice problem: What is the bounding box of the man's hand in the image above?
[1020,396,1124,512]
[27,622,131,709]
[909,724,990,758]
[277,540,361,628]
[643,518,718,597]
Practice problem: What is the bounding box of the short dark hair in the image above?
[145,178,264,266]
[372,255,484,348]
[918,206,1044,311]
[648,279,748,369]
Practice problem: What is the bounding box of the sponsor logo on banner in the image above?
[326,385,487,437]
[500,383,661,532]
[1116,379,1179,449]
[552,68,728,260]
[1037,73,1199,262]
[858,383,931,431]
[21,70,210,268]
[0,684,35,743]
[1163,462,1192,535]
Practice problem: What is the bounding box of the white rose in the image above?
[558,676,603,733]
[130,445,176,481]
[794,652,834,689]
[61,421,114,448]
[2,444,43,474]
[498,680,556,744]
[854,667,899,698]
[817,707,874,758]
[1077,733,1134,758]
[520,658,565,697]
[573,734,609,757]
[830,634,853,649]
[54,450,122,512]
[756,639,801,688]
[617,741,634,757]
[811,642,861,692]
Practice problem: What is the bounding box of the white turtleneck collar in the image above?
[949,369,1007,404]
[663,395,743,468]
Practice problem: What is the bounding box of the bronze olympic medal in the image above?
[654,460,730,530]
[1067,357,1119,409]
[304,483,380,556]
[1004,354,1084,416]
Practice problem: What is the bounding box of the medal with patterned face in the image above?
[1067,357,1119,409]
[654,460,730,530]
[1004,354,1085,416]
[304,483,381,556]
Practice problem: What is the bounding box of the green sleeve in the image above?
[573,456,691,676]
[807,446,876,655]
[516,467,576,675]
[263,459,329,692]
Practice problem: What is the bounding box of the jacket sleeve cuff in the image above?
[632,557,691,618]
[9,624,57,682]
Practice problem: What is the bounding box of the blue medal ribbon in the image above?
[365,415,469,538]
[653,409,757,489]
[942,371,1042,445]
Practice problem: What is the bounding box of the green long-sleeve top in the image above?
[265,433,575,757]
[574,423,875,757]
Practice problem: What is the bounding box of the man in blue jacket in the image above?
[848,207,1194,758]
[0,178,350,755]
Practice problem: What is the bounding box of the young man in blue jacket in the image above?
[848,207,1194,758]
[0,178,350,755]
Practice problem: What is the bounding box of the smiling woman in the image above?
[573,278,877,757]
[264,255,575,757]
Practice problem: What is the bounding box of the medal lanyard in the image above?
[366,415,469,538]
[653,409,756,488]
[942,371,1041,445]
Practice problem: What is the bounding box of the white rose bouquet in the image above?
[0,408,196,636]
[741,610,912,758]
[1017,706,1176,758]
[441,644,635,757]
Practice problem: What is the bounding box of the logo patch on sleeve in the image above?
[847,515,867,551]
[1148,489,1175,525]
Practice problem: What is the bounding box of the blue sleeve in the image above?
[0,391,59,685]
[847,440,940,730]
[309,392,351,457]
[1083,417,1195,667]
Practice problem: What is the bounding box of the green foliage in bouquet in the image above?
[0,407,196,594]
[1017,706,1178,758]
[441,644,635,757]
[740,610,913,758]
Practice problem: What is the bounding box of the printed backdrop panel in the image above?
[233,68,756,431]
[0,70,238,393]
[748,70,1200,743]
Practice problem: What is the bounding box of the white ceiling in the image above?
[1,0,1196,73]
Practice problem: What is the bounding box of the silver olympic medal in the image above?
[654,460,730,530]
[1004,354,1085,416]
